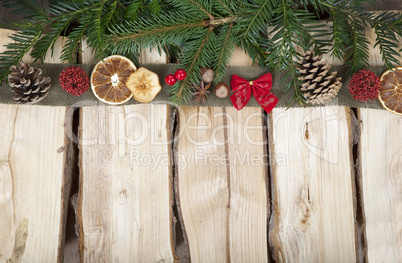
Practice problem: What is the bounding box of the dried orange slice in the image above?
[91,55,136,105]
[126,67,162,103]
[379,67,402,116]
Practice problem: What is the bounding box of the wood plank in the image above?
[358,9,401,262]
[268,106,356,262]
[43,37,67,64]
[228,46,254,66]
[80,39,95,65]
[176,107,268,263]
[0,105,70,262]
[175,51,268,262]
[78,50,175,262]
[359,110,401,262]
[0,28,72,262]
[365,10,402,66]
[140,47,168,64]
[79,105,175,262]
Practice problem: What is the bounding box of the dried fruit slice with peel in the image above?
[91,55,136,105]
[126,67,162,103]
[379,67,402,116]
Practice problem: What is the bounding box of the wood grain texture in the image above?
[80,39,96,65]
[78,49,175,262]
[359,109,401,262]
[358,9,402,263]
[0,105,69,262]
[0,28,71,263]
[140,48,168,64]
[176,106,268,263]
[228,46,254,66]
[268,106,356,262]
[175,49,268,263]
[79,104,175,262]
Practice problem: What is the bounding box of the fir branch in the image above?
[110,21,206,43]
[84,0,107,59]
[329,8,350,61]
[214,0,236,16]
[345,16,369,72]
[1,0,49,18]
[30,18,74,62]
[373,25,400,69]
[213,23,235,82]
[147,0,162,14]
[61,20,91,62]
[241,0,274,38]
[237,0,276,64]
[297,14,332,56]
[187,0,214,20]
[165,0,211,20]
[265,0,307,105]
[371,11,402,69]
[1,0,402,106]
[0,25,43,81]
[124,0,144,21]
[170,27,215,104]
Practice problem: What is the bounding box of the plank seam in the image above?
[222,107,231,263]
[9,106,19,259]
[172,106,191,263]
[77,108,85,263]
[263,110,275,263]
[352,108,369,263]
[57,107,75,263]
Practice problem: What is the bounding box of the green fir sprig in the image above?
[0,0,401,106]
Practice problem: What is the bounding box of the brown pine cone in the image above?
[8,62,51,104]
[297,51,342,105]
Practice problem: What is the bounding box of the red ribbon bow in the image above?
[230,73,278,113]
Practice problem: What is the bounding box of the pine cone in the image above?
[297,51,342,105]
[8,62,51,104]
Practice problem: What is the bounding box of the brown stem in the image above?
[209,16,238,26]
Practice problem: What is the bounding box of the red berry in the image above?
[165,74,177,85]
[175,69,187,80]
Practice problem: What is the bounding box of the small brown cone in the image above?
[8,62,51,104]
[297,51,342,105]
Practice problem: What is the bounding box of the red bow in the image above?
[230,73,278,113]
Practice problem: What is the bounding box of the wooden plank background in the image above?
[268,107,356,262]
[0,30,73,262]
[78,51,175,262]
[0,1,401,263]
[359,109,401,263]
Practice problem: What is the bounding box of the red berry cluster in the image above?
[165,69,186,85]
[59,66,90,96]
[348,69,380,102]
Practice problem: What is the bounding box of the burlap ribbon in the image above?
[0,63,387,110]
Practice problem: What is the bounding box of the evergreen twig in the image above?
[0,0,401,106]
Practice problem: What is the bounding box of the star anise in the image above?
[193,81,211,103]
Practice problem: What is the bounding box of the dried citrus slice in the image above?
[91,55,136,105]
[126,67,162,103]
[379,67,402,116]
